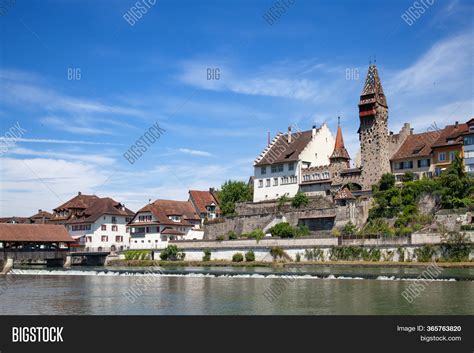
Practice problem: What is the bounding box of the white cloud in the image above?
[177,148,213,157]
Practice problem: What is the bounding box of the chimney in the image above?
[455,121,459,128]
[78,191,81,196]
[268,131,270,146]
[38,209,42,213]
[312,125,316,138]
[410,128,414,135]
[287,126,292,143]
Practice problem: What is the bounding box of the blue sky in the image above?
[0,0,473,216]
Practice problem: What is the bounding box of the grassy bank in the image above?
[107,259,474,268]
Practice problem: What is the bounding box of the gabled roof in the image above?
[254,130,313,166]
[390,131,440,161]
[30,210,53,220]
[0,217,31,224]
[189,190,220,215]
[51,194,134,224]
[334,187,355,200]
[135,199,200,226]
[161,227,185,236]
[0,224,74,242]
[431,123,468,148]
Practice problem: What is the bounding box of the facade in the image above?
[50,192,134,251]
[431,121,468,176]
[188,189,221,224]
[390,131,440,182]
[253,124,335,202]
[463,119,474,174]
[128,199,203,249]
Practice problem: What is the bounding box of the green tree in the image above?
[218,180,253,216]
[291,192,309,208]
[437,154,474,209]
[402,171,415,183]
[268,222,296,238]
[341,221,358,236]
[160,245,186,261]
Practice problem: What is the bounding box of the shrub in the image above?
[331,228,341,237]
[361,248,381,262]
[124,250,150,260]
[296,224,310,237]
[414,245,435,262]
[248,228,265,242]
[160,245,185,261]
[277,195,289,210]
[291,192,309,208]
[232,253,244,262]
[440,231,471,262]
[342,221,358,236]
[461,224,474,231]
[329,246,362,261]
[245,250,255,262]
[304,248,324,261]
[270,246,285,261]
[269,222,295,238]
[216,235,225,241]
[202,249,211,261]
[228,231,238,240]
[295,252,301,262]
[397,247,405,262]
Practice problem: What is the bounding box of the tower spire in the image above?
[360,63,387,107]
[330,119,350,161]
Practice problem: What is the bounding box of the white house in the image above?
[50,192,134,252]
[128,199,204,249]
[253,123,335,202]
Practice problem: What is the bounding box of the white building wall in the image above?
[253,123,335,202]
[68,214,131,251]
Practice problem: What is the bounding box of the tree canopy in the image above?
[218,180,253,216]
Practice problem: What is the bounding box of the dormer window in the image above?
[169,215,181,222]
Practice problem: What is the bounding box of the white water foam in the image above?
[7,269,463,281]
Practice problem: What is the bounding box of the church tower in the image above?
[358,64,391,188]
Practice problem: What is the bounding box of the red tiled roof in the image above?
[0,224,74,242]
[254,130,314,166]
[0,217,31,224]
[51,194,134,224]
[136,199,200,226]
[334,187,355,200]
[189,190,220,215]
[30,210,53,220]
[431,123,468,148]
[390,131,440,160]
[330,126,350,160]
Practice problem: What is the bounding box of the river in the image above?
[0,265,473,315]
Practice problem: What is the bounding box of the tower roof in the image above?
[360,64,387,107]
[330,121,350,160]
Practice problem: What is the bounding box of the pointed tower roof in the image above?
[360,64,387,107]
[330,118,350,160]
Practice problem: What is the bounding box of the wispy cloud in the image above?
[177,148,213,157]
[0,137,122,146]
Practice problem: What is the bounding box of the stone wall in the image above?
[434,209,473,231]
[205,196,372,239]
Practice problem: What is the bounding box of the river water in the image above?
[0,265,473,315]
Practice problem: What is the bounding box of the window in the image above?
[169,215,181,222]
[125,217,132,222]
[322,171,330,179]
[271,164,283,173]
[111,216,117,224]
[465,136,474,146]
[126,227,130,233]
[266,179,271,187]
[402,161,413,169]
[115,236,123,242]
[418,159,430,168]
[101,236,108,242]
[290,175,297,184]
[281,176,289,184]
[271,165,277,173]
[288,162,294,171]
[71,224,91,231]
[278,164,283,172]
[258,180,263,188]
[101,225,106,231]
[273,178,278,186]
[86,236,92,243]
[438,152,446,162]
[138,215,152,222]
[112,225,118,231]
[261,166,267,175]
[449,151,456,161]
[465,151,474,159]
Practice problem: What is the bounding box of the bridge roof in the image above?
[0,224,74,242]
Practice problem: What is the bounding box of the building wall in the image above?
[68,214,130,251]
[252,124,335,202]
[463,133,474,174]
[432,145,462,174]
[391,157,434,181]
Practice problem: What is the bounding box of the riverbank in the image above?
[107,259,474,268]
